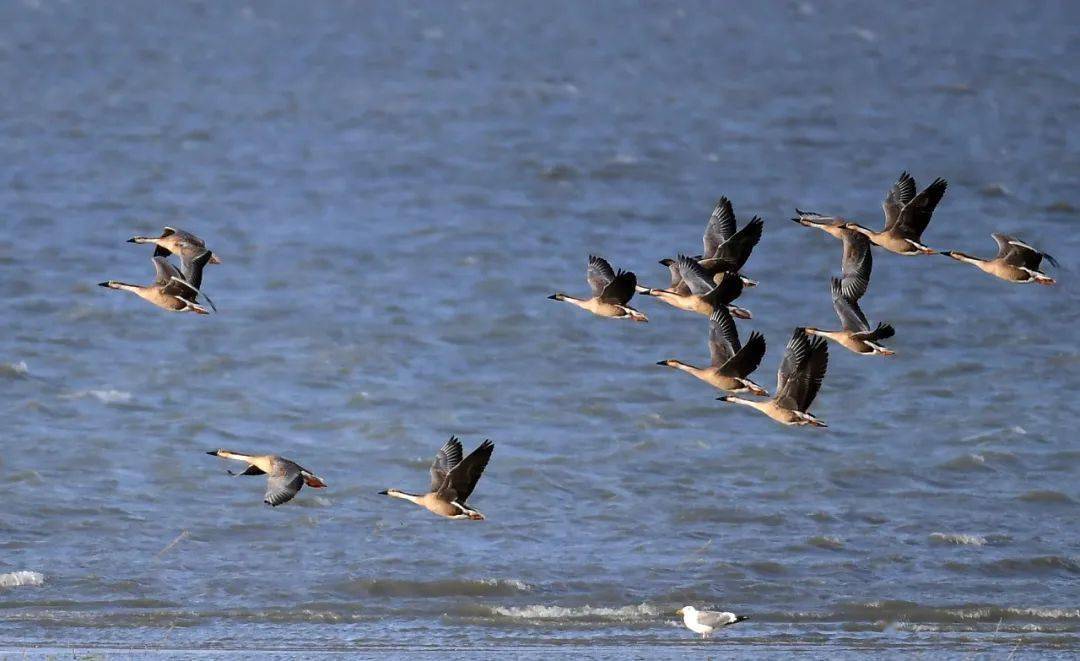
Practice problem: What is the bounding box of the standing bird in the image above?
[99,254,212,314]
[942,233,1058,285]
[639,255,751,319]
[803,231,894,355]
[657,307,768,395]
[717,328,829,427]
[675,606,748,639]
[548,255,648,322]
[206,450,327,507]
[661,197,763,289]
[380,437,494,520]
[841,172,948,255]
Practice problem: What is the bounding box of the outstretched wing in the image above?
[599,270,637,305]
[994,233,1052,270]
[882,172,917,231]
[586,255,616,298]
[438,440,494,505]
[710,216,763,271]
[151,256,183,286]
[430,436,464,493]
[676,255,716,296]
[703,197,737,257]
[701,270,744,306]
[839,230,872,300]
[775,329,828,411]
[707,307,740,366]
[264,468,305,507]
[892,178,947,239]
[830,278,870,332]
[722,330,766,379]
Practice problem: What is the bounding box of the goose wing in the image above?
[429,435,464,492]
[438,440,494,505]
[831,278,870,333]
[599,270,637,305]
[264,459,305,507]
[993,233,1054,270]
[707,307,740,366]
[675,255,717,296]
[892,178,947,240]
[586,255,616,298]
[839,230,872,300]
[707,216,763,271]
[703,197,737,257]
[882,171,917,231]
[151,256,183,286]
[721,330,766,379]
[775,329,828,412]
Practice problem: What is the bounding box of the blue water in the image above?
[1,1,1078,657]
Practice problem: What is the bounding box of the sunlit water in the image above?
[1,1,1078,657]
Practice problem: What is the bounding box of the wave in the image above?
[331,577,532,598]
[0,361,29,378]
[63,389,134,404]
[1017,490,1075,504]
[488,602,661,623]
[831,600,1080,623]
[928,532,989,546]
[946,556,1080,577]
[0,571,44,588]
[807,535,844,550]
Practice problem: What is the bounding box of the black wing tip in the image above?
[658,258,675,266]
[876,323,896,339]
[1043,253,1060,268]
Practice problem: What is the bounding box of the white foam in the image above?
[65,389,134,404]
[478,578,532,592]
[1,361,29,376]
[929,532,988,546]
[0,571,44,588]
[492,602,659,621]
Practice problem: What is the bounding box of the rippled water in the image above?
[2,1,1078,657]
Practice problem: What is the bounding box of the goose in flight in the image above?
[718,328,829,427]
[662,196,763,289]
[942,233,1058,285]
[639,255,752,319]
[206,450,327,507]
[380,437,494,520]
[657,307,768,395]
[676,606,748,639]
[843,172,948,255]
[129,226,222,266]
[548,255,647,322]
[99,253,213,314]
[803,231,894,355]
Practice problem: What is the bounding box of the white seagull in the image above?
[675,606,748,638]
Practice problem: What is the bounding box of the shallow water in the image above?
[1,1,1078,657]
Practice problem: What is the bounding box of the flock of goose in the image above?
[549,171,1057,434]
[97,171,1058,639]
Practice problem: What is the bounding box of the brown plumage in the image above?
[380,437,494,520]
[99,254,212,314]
[717,328,829,427]
[207,450,327,507]
[548,255,647,322]
[657,307,768,395]
[942,233,1057,284]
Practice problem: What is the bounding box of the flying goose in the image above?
[662,197,763,289]
[803,232,894,355]
[380,437,494,520]
[639,255,752,319]
[805,278,895,356]
[129,226,222,267]
[676,606,748,639]
[206,450,327,507]
[99,253,213,314]
[657,307,768,395]
[548,255,647,322]
[942,233,1058,285]
[842,172,948,255]
[718,328,829,427]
